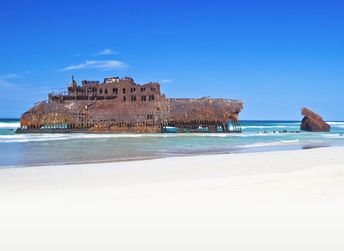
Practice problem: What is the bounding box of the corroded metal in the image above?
[17,77,243,133]
[300,107,330,132]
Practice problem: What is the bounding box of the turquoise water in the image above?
[1,119,344,168]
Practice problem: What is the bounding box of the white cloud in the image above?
[0,79,14,87]
[161,79,173,84]
[2,73,19,79]
[96,49,119,55]
[0,74,20,87]
[60,60,128,71]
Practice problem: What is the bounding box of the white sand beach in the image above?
[1,147,344,251]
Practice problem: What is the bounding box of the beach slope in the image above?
[1,147,344,250]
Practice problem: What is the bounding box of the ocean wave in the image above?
[327,122,344,128]
[240,139,300,148]
[241,125,298,129]
[0,129,343,143]
[0,122,20,129]
[328,122,344,125]
[0,133,146,143]
[233,131,301,137]
[320,133,344,139]
[0,130,308,143]
[0,132,240,143]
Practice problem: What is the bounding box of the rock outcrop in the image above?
[300,107,330,132]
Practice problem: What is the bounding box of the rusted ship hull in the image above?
[300,107,330,132]
[17,77,243,133]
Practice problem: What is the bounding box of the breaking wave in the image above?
[0,132,242,143]
[0,122,20,129]
[328,122,344,128]
[240,139,300,148]
[1,130,343,144]
[241,125,297,129]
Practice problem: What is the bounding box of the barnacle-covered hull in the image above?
[17,77,243,133]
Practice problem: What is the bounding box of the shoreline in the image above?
[0,141,341,169]
[1,145,344,188]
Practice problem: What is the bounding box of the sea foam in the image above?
[0,122,20,129]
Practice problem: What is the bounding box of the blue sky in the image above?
[0,0,343,120]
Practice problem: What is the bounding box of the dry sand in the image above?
[1,147,344,251]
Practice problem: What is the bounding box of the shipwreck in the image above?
[17,76,243,133]
[300,107,330,132]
